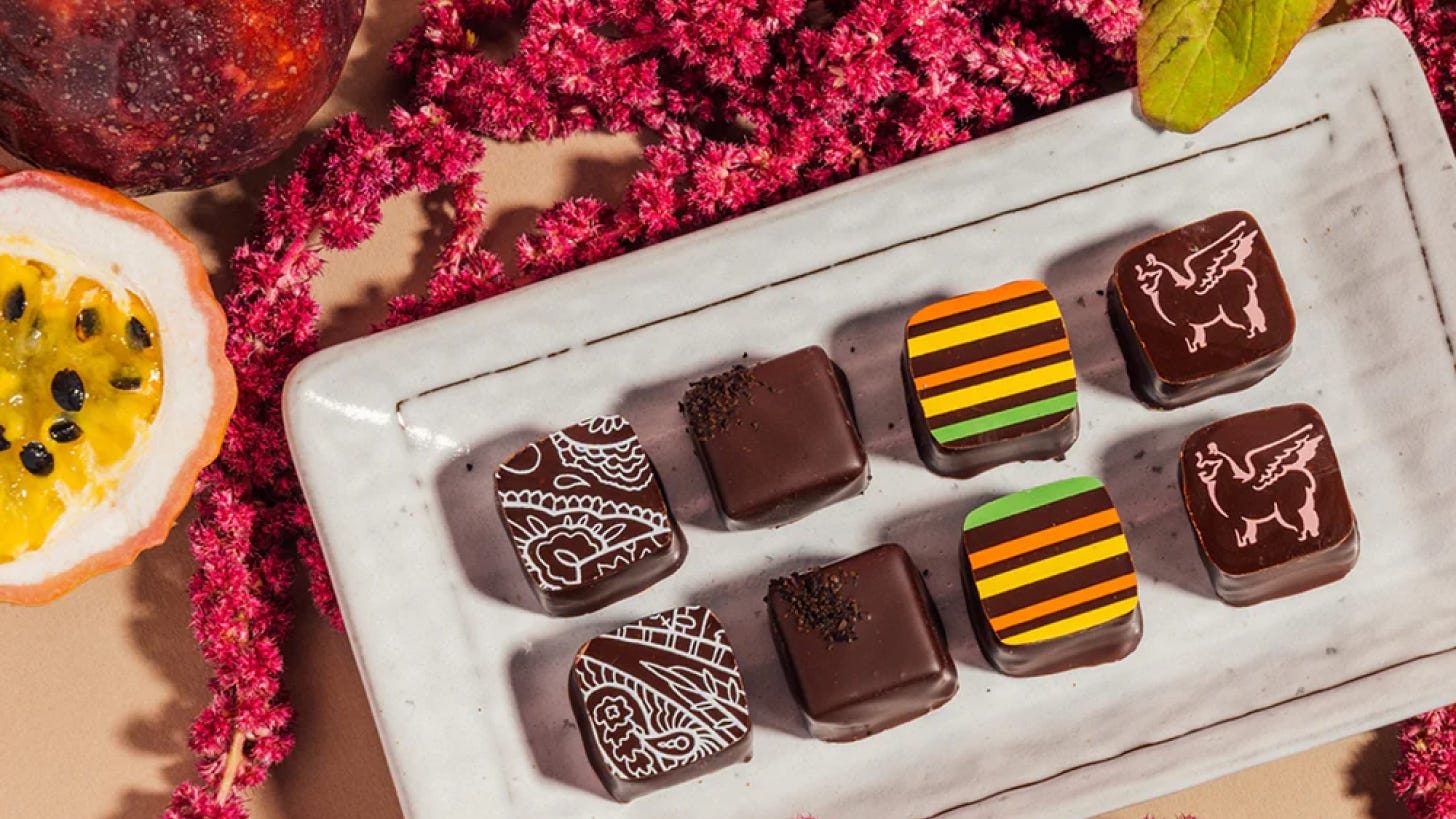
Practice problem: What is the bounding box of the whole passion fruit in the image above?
[0,0,366,194]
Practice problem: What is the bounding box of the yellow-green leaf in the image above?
[1137,0,1334,132]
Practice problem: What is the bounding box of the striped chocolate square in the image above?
[903,280,1079,477]
[960,477,1142,676]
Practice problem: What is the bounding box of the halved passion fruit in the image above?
[0,171,234,605]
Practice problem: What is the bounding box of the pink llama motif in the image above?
[1194,423,1326,548]
[1135,219,1268,354]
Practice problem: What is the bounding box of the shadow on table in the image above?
[264,582,406,819]
[113,510,404,819]
[109,515,211,819]
[1345,723,1412,819]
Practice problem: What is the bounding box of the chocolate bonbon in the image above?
[681,345,868,529]
[569,606,752,801]
[1109,211,1296,408]
[1180,403,1359,606]
[903,280,1079,477]
[494,415,684,616]
[961,477,1142,676]
[767,543,957,742]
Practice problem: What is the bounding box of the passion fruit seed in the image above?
[0,426,10,452]
[126,317,152,350]
[51,369,86,412]
[4,285,23,321]
[20,442,54,477]
[75,307,100,340]
[49,418,82,443]
[109,371,143,391]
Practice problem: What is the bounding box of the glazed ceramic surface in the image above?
[285,20,1456,818]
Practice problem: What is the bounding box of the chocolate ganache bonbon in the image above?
[1109,211,1296,408]
[961,477,1142,677]
[903,280,1080,477]
[494,415,685,616]
[569,606,753,801]
[680,346,869,529]
[1180,403,1359,606]
[766,543,958,742]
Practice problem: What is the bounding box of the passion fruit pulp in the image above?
[0,254,163,559]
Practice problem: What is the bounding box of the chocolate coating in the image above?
[767,543,958,742]
[1109,211,1296,408]
[682,346,869,529]
[961,477,1143,677]
[570,606,753,801]
[903,281,1080,477]
[494,415,685,617]
[1180,404,1359,606]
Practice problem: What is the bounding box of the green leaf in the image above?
[1137,0,1334,132]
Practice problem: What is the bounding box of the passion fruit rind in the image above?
[0,254,164,561]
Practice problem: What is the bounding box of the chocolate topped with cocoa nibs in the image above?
[769,568,864,645]
[766,543,958,742]
[679,364,761,440]
[682,347,868,529]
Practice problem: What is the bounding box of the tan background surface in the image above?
[0,3,1422,817]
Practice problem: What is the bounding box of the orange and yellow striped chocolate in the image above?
[905,280,1077,449]
[962,477,1139,647]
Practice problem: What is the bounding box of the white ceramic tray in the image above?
[285,20,1456,819]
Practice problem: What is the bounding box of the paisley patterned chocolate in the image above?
[494,415,684,616]
[570,606,753,801]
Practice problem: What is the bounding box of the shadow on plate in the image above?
[827,295,949,469]
[878,493,1004,677]
[1344,723,1409,819]
[673,548,849,740]
[1041,222,1164,403]
[435,424,550,614]
[1096,420,1219,602]
[608,357,751,535]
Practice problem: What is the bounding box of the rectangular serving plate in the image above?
[284,20,1456,818]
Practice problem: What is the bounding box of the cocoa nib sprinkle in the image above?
[679,364,761,440]
[770,568,864,645]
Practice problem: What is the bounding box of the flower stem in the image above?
[217,730,247,804]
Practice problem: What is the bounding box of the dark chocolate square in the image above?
[569,606,753,801]
[766,543,958,742]
[681,346,869,529]
[903,280,1079,476]
[494,415,684,616]
[1109,211,1296,407]
[1180,403,1359,606]
[961,477,1142,676]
